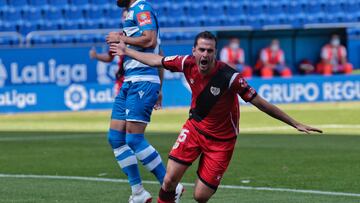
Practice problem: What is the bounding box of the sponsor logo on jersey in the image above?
[137,11,152,26]
[210,86,220,96]
[139,4,145,10]
[138,90,145,99]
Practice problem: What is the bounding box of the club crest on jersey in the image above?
[210,86,220,96]
[137,11,152,26]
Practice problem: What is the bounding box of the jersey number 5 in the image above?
[172,129,189,149]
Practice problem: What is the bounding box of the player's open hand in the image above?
[106,32,121,44]
[295,123,323,134]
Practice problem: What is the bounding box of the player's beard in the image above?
[198,57,214,74]
[117,0,130,8]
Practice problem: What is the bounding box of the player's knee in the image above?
[125,133,145,150]
[107,129,125,149]
[163,174,178,190]
[193,193,210,203]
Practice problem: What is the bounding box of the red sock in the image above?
[157,187,175,203]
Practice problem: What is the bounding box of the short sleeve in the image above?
[161,55,189,72]
[230,73,257,102]
[134,4,157,31]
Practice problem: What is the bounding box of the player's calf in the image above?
[193,179,216,203]
[126,133,166,184]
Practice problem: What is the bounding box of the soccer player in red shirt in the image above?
[110,31,322,203]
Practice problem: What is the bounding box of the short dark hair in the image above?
[194,31,217,48]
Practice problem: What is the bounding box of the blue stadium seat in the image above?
[226,2,244,16]
[43,7,63,20]
[182,32,197,41]
[288,14,306,28]
[74,34,95,43]
[186,3,205,17]
[0,35,20,45]
[0,37,11,45]
[93,33,105,43]
[2,8,22,22]
[81,21,100,29]
[7,0,28,7]
[304,15,318,24]
[268,1,283,15]
[71,0,90,5]
[22,7,43,22]
[17,21,38,35]
[63,7,84,20]
[48,0,69,10]
[37,20,59,30]
[85,6,103,19]
[30,35,53,45]
[182,16,201,27]
[204,3,225,16]
[305,1,322,14]
[264,16,280,26]
[248,2,265,16]
[167,4,185,17]
[101,19,119,28]
[1,22,17,32]
[343,13,357,23]
[104,6,121,20]
[165,18,181,28]
[28,0,46,5]
[161,32,177,41]
[200,16,221,27]
[70,0,91,10]
[325,1,342,14]
[288,1,305,14]
[59,20,80,30]
[91,0,108,5]
[157,16,167,28]
[344,0,360,13]
[0,0,7,8]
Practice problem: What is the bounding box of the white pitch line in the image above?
[0,124,359,142]
[240,124,360,132]
[0,174,360,198]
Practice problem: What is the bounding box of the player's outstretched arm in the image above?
[250,95,323,134]
[109,40,163,67]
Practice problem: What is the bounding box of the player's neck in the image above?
[199,63,216,76]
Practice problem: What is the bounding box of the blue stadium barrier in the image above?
[1,75,360,114]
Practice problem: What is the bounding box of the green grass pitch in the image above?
[0,102,360,202]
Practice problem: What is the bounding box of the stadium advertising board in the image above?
[0,47,119,87]
[0,75,359,114]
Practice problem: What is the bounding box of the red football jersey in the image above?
[162,55,257,140]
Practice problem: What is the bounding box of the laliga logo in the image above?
[0,59,8,87]
[64,84,88,111]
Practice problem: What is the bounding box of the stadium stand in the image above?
[1,0,360,46]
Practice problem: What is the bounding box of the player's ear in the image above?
[192,47,196,55]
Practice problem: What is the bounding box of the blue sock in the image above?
[108,129,143,194]
[126,133,166,185]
